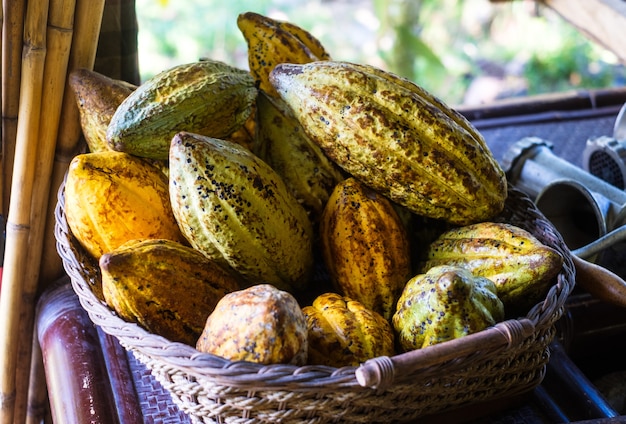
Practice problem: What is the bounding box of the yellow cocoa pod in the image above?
[107,59,257,160]
[196,284,308,365]
[255,91,344,224]
[64,151,185,259]
[69,68,136,153]
[320,177,411,321]
[100,238,243,345]
[421,221,564,315]
[269,61,507,225]
[237,11,330,98]
[393,265,504,351]
[302,292,395,367]
[169,132,314,293]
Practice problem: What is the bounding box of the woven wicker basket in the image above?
[55,179,575,424]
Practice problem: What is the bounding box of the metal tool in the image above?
[582,102,626,190]
[502,137,626,255]
[502,132,626,308]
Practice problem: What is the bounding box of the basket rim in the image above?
[55,177,575,391]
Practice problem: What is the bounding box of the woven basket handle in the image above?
[355,318,535,390]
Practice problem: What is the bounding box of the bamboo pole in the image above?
[39,0,106,284]
[1,0,26,219]
[13,1,77,423]
[0,0,49,422]
[25,325,47,424]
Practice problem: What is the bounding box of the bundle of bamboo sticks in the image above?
[0,0,106,422]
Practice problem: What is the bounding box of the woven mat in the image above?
[124,102,624,423]
[126,352,192,424]
[476,106,621,166]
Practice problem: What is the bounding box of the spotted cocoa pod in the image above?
[107,59,257,160]
[319,177,411,321]
[421,221,563,314]
[196,284,308,365]
[100,238,243,345]
[169,132,314,293]
[393,265,504,351]
[270,61,507,225]
[302,292,395,367]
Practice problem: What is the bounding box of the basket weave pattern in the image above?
[55,181,575,424]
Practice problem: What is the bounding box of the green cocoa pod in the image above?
[269,61,507,225]
[107,59,257,160]
[393,265,504,351]
[169,131,314,293]
[421,222,563,315]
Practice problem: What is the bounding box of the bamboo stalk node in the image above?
[6,221,32,233]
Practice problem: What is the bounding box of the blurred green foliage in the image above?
[523,28,621,95]
[135,0,625,105]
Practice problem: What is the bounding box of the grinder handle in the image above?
[572,255,626,308]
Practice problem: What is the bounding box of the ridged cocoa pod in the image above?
[255,91,344,224]
[302,292,395,367]
[169,132,314,293]
[100,239,243,346]
[393,265,504,351]
[421,221,564,315]
[319,177,411,321]
[69,68,136,153]
[196,284,308,365]
[64,151,185,260]
[107,59,257,160]
[269,61,507,225]
[237,11,330,98]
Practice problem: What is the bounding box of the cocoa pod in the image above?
[421,221,563,314]
[107,59,257,160]
[100,238,243,346]
[69,68,136,153]
[255,91,344,224]
[319,177,411,321]
[237,11,330,98]
[302,292,395,367]
[64,151,185,260]
[269,61,507,225]
[393,265,504,351]
[169,132,314,293]
[196,284,308,365]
